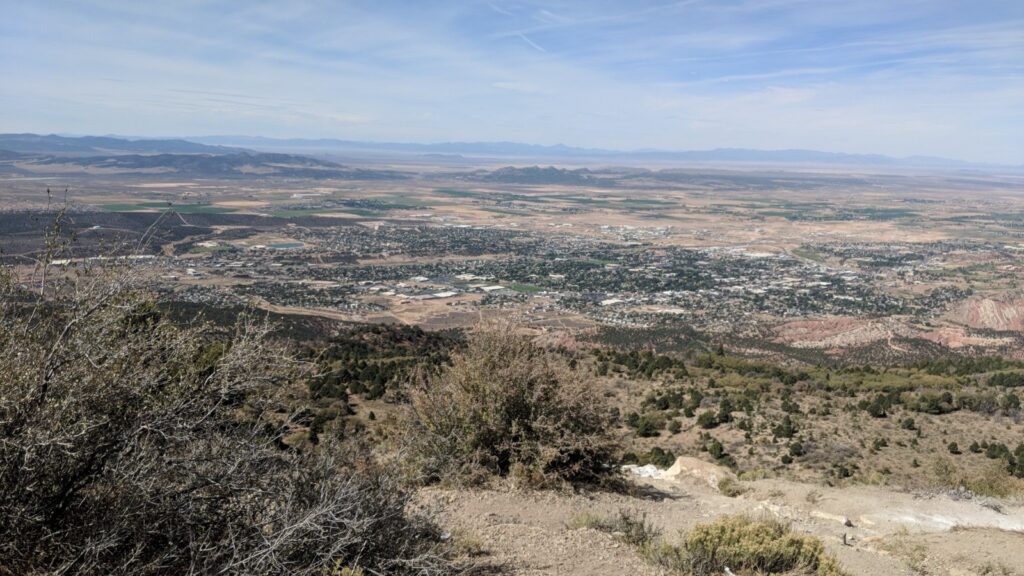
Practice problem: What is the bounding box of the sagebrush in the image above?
[403,322,620,487]
[0,256,455,575]
[683,515,846,576]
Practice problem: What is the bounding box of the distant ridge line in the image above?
[186,135,1008,169]
[0,133,1018,170]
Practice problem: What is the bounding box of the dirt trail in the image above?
[427,467,1024,576]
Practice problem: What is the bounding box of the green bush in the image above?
[643,446,675,469]
[697,410,720,429]
[773,415,797,439]
[635,414,664,437]
[403,322,620,487]
[683,515,846,576]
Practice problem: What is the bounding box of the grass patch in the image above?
[340,207,386,217]
[572,509,661,548]
[268,208,338,217]
[879,528,928,575]
[433,188,478,198]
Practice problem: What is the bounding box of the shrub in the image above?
[910,391,957,415]
[697,410,720,429]
[635,414,664,437]
[773,415,797,439]
[638,540,689,573]
[986,443,1011,460]
[717,477,747,497]
[1001,392,1021,413]
[1010,444,1024,479]
[931,457,1024,498]
[622,447,677,469]
[988,371,1024,387]
[866,400,887,418]
[717,398,734,423]
[403,321,620,487]
[643,446,675,469]
[701,438,737,469]
[683,515,846,576]
[0,262,454,575]
[577,512,847,576]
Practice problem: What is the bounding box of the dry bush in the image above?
[572,510,845,576]
[402,321,620,488]
[717,477,748,498]
[931,457,1024,498]
[683,515,846,576]
[0,252,455,575]
[572,509,661,548]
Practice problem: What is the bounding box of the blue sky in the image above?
[2,0,1022,163]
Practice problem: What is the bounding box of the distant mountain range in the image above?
[0,134,402,179]
[1,134,1018,175]
[0,133,233,155]
[187,135,1016,170]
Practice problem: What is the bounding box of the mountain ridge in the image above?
[2,133,1019,170]
[186,135,1016,169]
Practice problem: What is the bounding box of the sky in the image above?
[1,0,1023,163]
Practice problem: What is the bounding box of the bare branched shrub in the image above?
[402,322,620,488]
[0,251,455,575]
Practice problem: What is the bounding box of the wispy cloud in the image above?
[488,3,514,17]
[0,0,1021,163]
[516,33,547,53]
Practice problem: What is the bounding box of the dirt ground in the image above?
[423,465,1024,576]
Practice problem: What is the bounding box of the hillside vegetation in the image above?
[0,263,457,575]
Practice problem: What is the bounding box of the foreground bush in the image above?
[0,263,454,575]
[683,515,845,576]
[575,511,844,575]
[403,322,620,487]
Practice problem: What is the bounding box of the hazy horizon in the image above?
[2,1,1023,164]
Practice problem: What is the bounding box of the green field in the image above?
[508,283,542,293]
[268,208,338,218]
[101,202,235,214]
